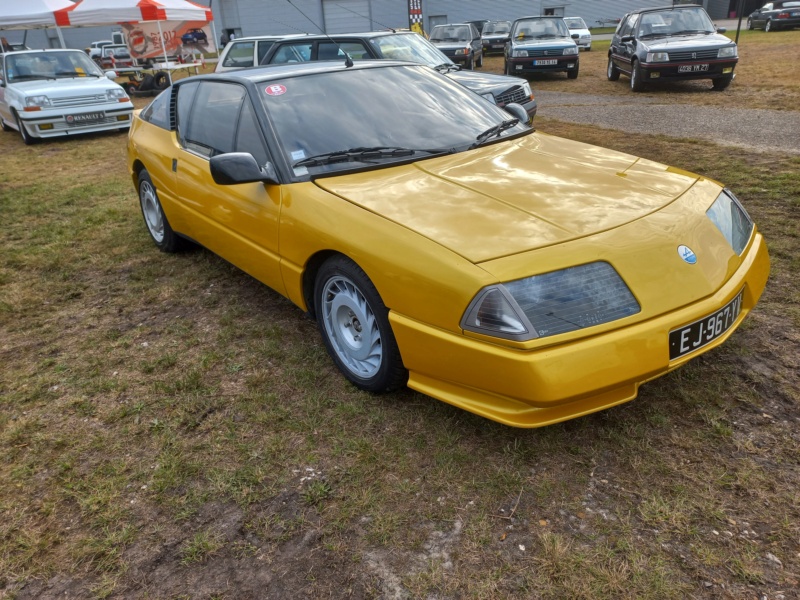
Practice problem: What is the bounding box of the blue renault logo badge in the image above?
[678,245,697,264]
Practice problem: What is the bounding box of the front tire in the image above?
[138,169,185,253]
[607,55,620,81]
[314,256,406,393]
[747,18,754,30]
[466,55,474,70]
[14,111,36,145]
[0,116,12,132]
[630,59,644,92]
[765,19,773,32]
[476,50,483,68]
[567,64,579,79]
[712,76,733,91]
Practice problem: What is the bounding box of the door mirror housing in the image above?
[503,102,531,125]
[210,152,279,185]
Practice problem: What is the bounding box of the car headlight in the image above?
[522,81,533,98]
[25,95,52,108]
[513,49,528,57]
[461,262,641,341]
[718,46,737,58]
[563,46,579,55]
[706,189,753,255]
[455,48,468,55]
[106,87,128,101]
[646,52,669,63]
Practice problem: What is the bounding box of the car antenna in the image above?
[285,0,354,67]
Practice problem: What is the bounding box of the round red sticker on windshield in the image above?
[265,84,287,96]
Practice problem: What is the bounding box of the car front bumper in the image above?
[17,105,134,139]
[507,55,579,74]
[390,231,769,428]
[641,59,738,81]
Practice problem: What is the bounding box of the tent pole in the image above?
[157,20,172,84]
[208,0,219,59]
[55,25,66,49]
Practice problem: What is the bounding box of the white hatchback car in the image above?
[0,49,134,144]
[564,17,592,51]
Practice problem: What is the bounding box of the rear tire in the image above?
[476,50,483,68]
[607,55,620,81]
[466,55,474,70]
[765,19,773,32]
[747,18,754,30]
[138,169,185,253]
[630,59,644,92]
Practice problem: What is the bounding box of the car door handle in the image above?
[172,158,178,172]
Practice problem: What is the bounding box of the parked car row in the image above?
[216,30,538,123]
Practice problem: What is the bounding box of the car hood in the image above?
[446,69,528,94]
[511,38,575,50]
[315,133,703,264]
[431,41,472,50]
[10,77,121,97]
[482,34,510,41]
[640,32,734,51]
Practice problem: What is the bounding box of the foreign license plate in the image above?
[668,290,743,360]
[492,44,504,48]
[678,64,709,73]
[792,11,800,15]
[534,59,558,65]
[66,112,104,124]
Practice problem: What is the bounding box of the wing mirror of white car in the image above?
[210,152,280,185]
[504,102,531,126]
[716,27,727,33]
[105,70,118,79]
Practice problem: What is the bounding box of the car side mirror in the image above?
[504,102,530,125]
[571,33,579,39]
[621,35,635,43]
[716,27,727,33]
[105,70,118,79]
[210,152,279,185]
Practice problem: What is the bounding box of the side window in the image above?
[182,82,245,158]
[176,80,200,144]
[316,42,370,60]
[256,40,275,64]
[618,16,632,37]
[270,43,313,64]
[236,99,270,167]
[222,41,255,68]
[139,88,171,129]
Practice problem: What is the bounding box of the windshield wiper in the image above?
[470,119,520,150]
[433,62,460,73]
[671,29,711,35]
[56,70,98,78]
[293,146,448,168]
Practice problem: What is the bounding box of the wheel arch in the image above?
[302,249,343,320]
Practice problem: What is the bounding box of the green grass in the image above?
[1,43,799,599]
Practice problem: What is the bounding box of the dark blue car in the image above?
[181,28,208,45]
[504,16,580,79]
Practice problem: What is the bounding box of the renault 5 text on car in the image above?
[127,61,768,427]
[608,5,738,91]
[0,49,134,144]
[260,31,537,122]
[505,16,580,78]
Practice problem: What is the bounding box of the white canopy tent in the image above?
[55,0,215,81]
[0,0,75,49]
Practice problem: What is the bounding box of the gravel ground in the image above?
[536,91,800,155]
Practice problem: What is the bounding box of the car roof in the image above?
[626,4,703,16]
[258,31,422,42]
[513,15,565,21]
[3,49,86,55]
[182,59,417,85]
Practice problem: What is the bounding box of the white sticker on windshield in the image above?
[291,150,306,160]
[293,166,309,177]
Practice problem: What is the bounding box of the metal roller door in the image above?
[323,0,372,34]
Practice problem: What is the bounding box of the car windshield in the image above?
[430,25,472,42]
[260,65,529,178]
[104,47,131,59]
[370,33,453,68]
[5,50,104,82]
[483,22,511,35]
[512,18,571,40]
[564,18,588,30]
[638,8,715,36]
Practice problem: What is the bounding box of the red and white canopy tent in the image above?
[0,0,76,49]
[55,0,216,77]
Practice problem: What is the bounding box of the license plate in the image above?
[792,11,800,15]
[492,44,504,48]
[678,64,709,73]
[65,112,104,124]
[534,59,558,65]
[668,290,743,360]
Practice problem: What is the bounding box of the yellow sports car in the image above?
[127,61,769,427]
